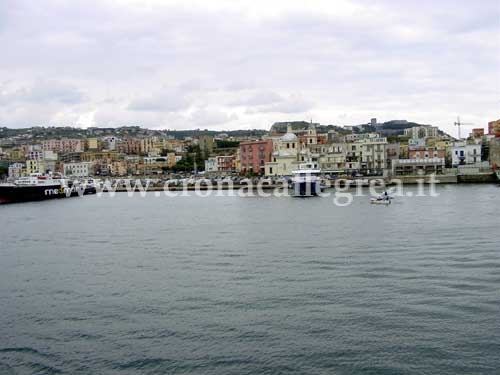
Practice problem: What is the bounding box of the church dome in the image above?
[281,132,297,142]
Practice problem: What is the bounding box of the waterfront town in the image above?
[1,118,500,183]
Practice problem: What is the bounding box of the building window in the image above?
[270,167,273,174]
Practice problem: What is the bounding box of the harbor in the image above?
[1,184,499,374]
[1,0,498,373]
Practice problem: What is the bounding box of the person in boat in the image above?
[383,191,389,200]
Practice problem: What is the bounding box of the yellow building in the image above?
[399,144,408,159]
[234,148,241,172]
[84,138,99,151]
[166,153,177,168]
[26,160,47,174]
[81,151,121,162]
[8,148,25,161]
[140,138,155,155]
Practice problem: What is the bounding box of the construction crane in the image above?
[454,116,474,139]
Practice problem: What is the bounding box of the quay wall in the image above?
[386,175,457,184]
[105,173,497,193]
[457,173,497,183]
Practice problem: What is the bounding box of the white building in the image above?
[357,135,388,173]
[451,142,482,166]
[205,157,218,172]
[8,163,24,178]
[404,126,439,139]
[392,158,445,175]
[264,126,300,176]
[313,143,346,173]
[63,162,93,177]
[104,137,117,151]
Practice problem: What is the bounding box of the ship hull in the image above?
[292,181,322,197]
[0,184,72,204]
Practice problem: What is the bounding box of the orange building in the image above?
[471,128,484,138]
[488,119,500,136]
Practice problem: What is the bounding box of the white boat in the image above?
[375,187,396,201]
[291,162,323,197]
[370,197,391,205]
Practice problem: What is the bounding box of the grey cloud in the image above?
[0,80,87,105]
[245,94,315,114]
[127,89,191,112]
[190,108,237,126]
[0,0,497,132]
[230,91,283,106]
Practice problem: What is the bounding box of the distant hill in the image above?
[270,121,346,134]
[0,119,452,143]
[0,126,268,142]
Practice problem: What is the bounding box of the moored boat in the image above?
[68,178,98,196]
[0,173,96,204]
[291,162,323,197]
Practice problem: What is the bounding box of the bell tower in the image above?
[306,121,317,145]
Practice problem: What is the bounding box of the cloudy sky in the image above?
[0,0,498,134]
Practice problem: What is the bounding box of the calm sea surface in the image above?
[1,184,499,374]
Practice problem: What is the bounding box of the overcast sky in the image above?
[0,0,498,134]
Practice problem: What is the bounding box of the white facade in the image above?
[265,126,300,176]
[357,136,388,171]
[43,150,58,161]
[63,162,93,177]
[8,163,24,178]
[451,143,481,166]
[104,137,117,151]
[392,158,445,175]
[404,126,439,139]
[315,143,346,172]
[205,157,218,172]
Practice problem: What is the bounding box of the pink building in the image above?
[42,138,83,152]
[239,140,273,175]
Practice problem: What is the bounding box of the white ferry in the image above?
[0,173,71,204]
